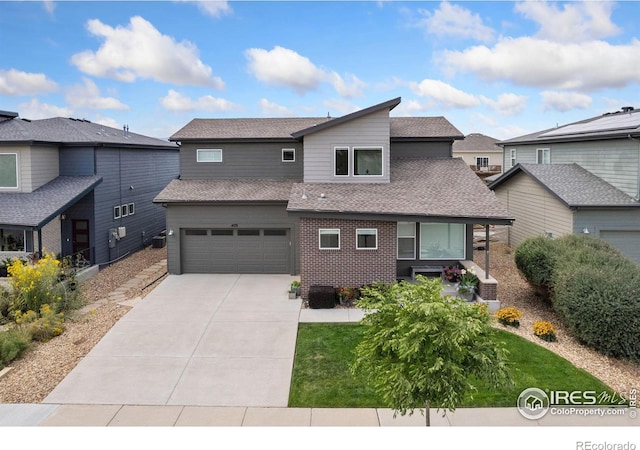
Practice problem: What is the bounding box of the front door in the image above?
[72,219,90,261]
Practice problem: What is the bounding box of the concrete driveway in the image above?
[44,274,301,407]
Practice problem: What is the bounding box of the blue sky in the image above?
[1,0,640,141]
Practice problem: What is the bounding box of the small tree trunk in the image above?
[425,400,431,426]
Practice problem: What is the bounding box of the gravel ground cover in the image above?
[0,246,167,403]
[0,243,637,403]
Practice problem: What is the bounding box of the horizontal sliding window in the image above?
[356,229,377,250]
[419,223,465,260]
[319,229,340,250]
[197,149,223,163]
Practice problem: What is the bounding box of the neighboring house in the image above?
[490,106,640,262]
[452,133,503,178]
[154,97,513,298]
[0,110,179,266]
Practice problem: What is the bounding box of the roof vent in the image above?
[622,106,635,113]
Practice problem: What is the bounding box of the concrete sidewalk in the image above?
[1,404,636,426]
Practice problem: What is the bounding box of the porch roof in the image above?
[287,158,513,224]
[0,176,102,228]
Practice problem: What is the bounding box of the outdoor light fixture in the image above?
[168,229,174,236]
[582,227,590,234]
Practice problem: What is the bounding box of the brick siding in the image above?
[299,217,397,298]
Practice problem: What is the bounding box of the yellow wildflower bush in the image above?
[15,304,64,342]
[8,253,64,313]
[495,306,523,328]
[533,321,557,342]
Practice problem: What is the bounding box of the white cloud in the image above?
[515,1,620,44]
[43,1,56,15]
[481,93,527,116]
[442,37,640,92]
[410,79,480,109]
[92,114,120,129]
[189,0,232,18]
[259,98,294,117]
[245,46,365,97]
[417,2,495,43]
[160,89,239,112]
[17,99,72,120]
[540,91,592,112]
[322,99,361,116]
[0,69,58,96]
[65,78,129,110]
[71,16,224,89]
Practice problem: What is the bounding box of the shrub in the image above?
[532,321,557,342]
[8,253,63,314]
[514,236,558,293]
[0,327,31,369]
[552,264,640,360]
[496,306,522,328]
[14,304,65,342]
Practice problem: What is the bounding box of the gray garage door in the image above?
[181,228,290,274]
[600,230,640,264]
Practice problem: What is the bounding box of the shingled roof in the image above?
[0,176,102,227]
[154,179,296,203]
[287,158,512,223]
[453,133,502,152]
[0,116,176,148]
[489,163,640,208]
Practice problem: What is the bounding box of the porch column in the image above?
[484,225,490,279]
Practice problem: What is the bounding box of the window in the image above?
[319,229,340,249]
[354,147,382,176]
[113,206,121,220]
[334,147,349,176]
[0,228,25,251]
[127,203,135,215]
[397,222,416,260]
[210,229,233,236]
[419,223,465,260]
[121,204,128,217]
[356,229,378,250]
[0,153,18,188]
[264,229,287,236]
[282,148,295,162]
[537,148,550,164]
[185,229,207,236]
[237,229,260,236]
[476,157,489,168]
[197,149,223,162]
[510,149,517,168]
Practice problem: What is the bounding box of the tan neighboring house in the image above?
[452,133,503,179]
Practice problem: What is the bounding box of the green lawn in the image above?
[288,323,614,408]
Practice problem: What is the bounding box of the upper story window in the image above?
[282,148,295,162]
[197,149,223,163]
[0,153,18,188]
[537,148,550,164]
[356,228,378,250]
[334,147,349,176]
[354,147,383,176]
[509,149,517,168]
[334,146,383,177]
[476,156,489,168]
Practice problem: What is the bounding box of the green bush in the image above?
[0,327,31,369]
[514,236,558,291]
[553,264,640,360]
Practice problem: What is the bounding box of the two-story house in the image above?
[490,106,640,262]
[154,98,513,298]
[0,110,179,266]
[452,133,503,179]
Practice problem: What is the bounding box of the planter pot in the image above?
[288,291,297,299]
[459,291,475,302]
[441,282,459,297]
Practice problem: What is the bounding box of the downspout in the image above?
[37,226,43,258]
[484,225,490,280]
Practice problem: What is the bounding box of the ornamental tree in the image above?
[350,276,512,426]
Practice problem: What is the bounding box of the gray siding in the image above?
[179,142,303,180]
[507,139,640,198]
[93,147,179,265]
[574,208,640,263]
[27,145,59,191]
[166,203,299,275]
[303,109,390,183]
[494,171,573,247]
[392,141,452,159]
[59,147,95,176]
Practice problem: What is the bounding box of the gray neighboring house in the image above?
[155,97,513,298]
[490,106,640,262]
[0,111,179,265]
[452,133,503,179]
